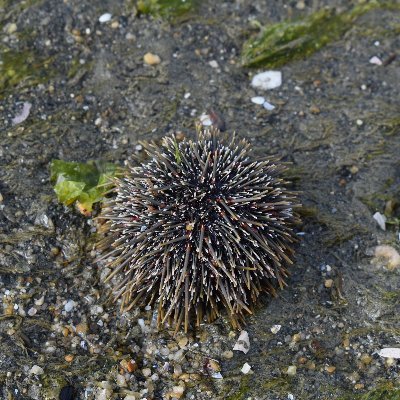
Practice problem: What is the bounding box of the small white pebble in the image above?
[374,41,380,46]
[99,13,112,23]
[251,96,265,105]
[209,60,219,69]
[373,212,386,231]
[29,365,44,375]
[241,363,252,374]
[142,368,152,377]
[28,307,38,316]
[64,300,75,312]
[263,101,275,111]
[184,92,191,99]
[286,365,297,376]
[369,56,382,65]
[271,324,282,334]
[199,114,212,126]
[379,348,400,359]
[356,119,363,126]
[34,296,45,306]
[361,84,367,91]
[251,70,282,90]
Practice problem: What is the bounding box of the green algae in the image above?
[50,160,119,215]
[241,1,400,68]
[0,48,53,96]
[136,0,198,20]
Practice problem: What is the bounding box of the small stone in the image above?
[144,52,161,65]
[116,374,127,387]
[356,119,363,126]
[222,350,234,359]
[6,23,17,34]
[373,212,386,231]
[76,322,89,335]
[241,363,252,374]
[324,279,333,288]
[29,365,44,375]
[34,296,45,306]
[292,333,301,342]
[349,165,359,174]
[379,348,400,359]
[286,366,297,376]
[99,13,112,23]
[325,365,336,373]
[355,383,365,390]
[296,0,305,10]
[170,385,185,398]
[251,71,282,90]
[251,96,265,105]
[343,337,350,348]
[27,307,38,316]
[142,368,152,377]
[177,337,188,349]
[263,101,275,111]
[65,354,74,362]
[310,105,320,114]
[64,300,75,312]
[111,21,119,29]
[209,60,219,68]
[360,353,372,365]
[271,325,281,334]
[369,56,382,65]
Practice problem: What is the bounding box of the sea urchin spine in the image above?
[96,128,299,332]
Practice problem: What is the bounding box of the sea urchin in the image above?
[96,128,299,332]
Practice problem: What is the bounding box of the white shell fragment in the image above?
[373,212,386,231]
[378,348,400,359]
[251,70,282,90]
[199,114,212,126]
[263,101,276,111]
[211,371,223,379]
[251,96,265,105]
[270,324,282,334]
[233,330,250,354]
[369,56,382,66]
[99,13,112,23]
[374,245,400,270]
[241,362,252,374]
[12,102,32,125]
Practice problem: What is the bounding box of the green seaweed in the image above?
[226,375,251,400]
[0,48,53,96]
[241,1,400,68]
[50,160,119,215]
[136,0,198,19]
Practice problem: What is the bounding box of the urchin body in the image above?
[97,128,298,331]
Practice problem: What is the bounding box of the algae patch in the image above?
[136,0,198,19]
[0,48,53,96]
[241,1,400,68]
[50,160,119,215]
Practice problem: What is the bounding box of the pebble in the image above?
[251,96,265,105]
[177,337,188,349]
[263,101,275,110]
[356,119,363,126]
[324,279,333,288]
[34,296,45,306]
[124,395,140,400]
[142,368,152,377]
[222,350,234,359]
[325,365,336,373]
[111,21,119,29]
[76,322,89,335]
[286,366,297,376]
[64,300,75,312]
[271,324,281,334]
[65,354,74,362]
[144,53,161,65]
[241,362,252,374]
[379,348,400,359]
[310,105,320,114]
[29,365,44,375]
[6,23,17,34]
[116,374,127,387]
[99,13,112,23]
[27,307,38,316]
[251,71,282,90]
[369,56,382,65]
[170,385,185,398]
[209,60,219,68]
[373,212,386,231]
[199,114,212,126]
